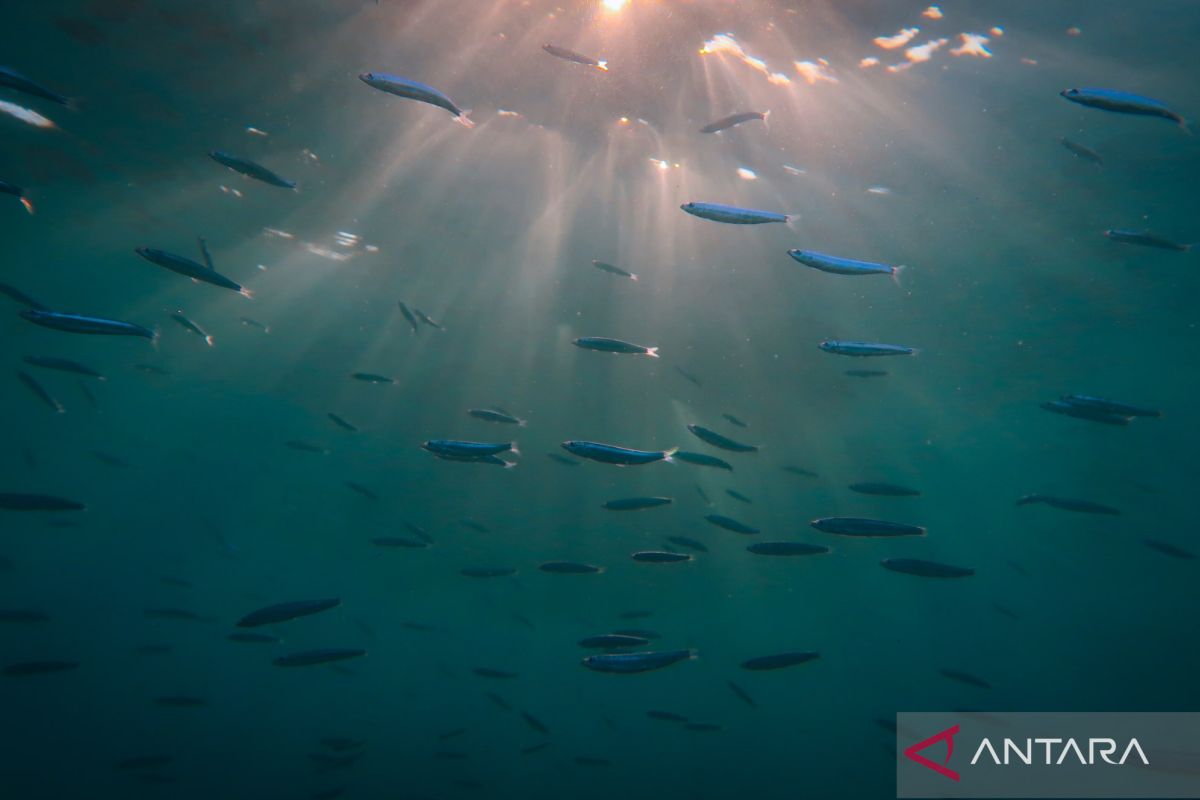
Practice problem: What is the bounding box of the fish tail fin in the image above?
[596,61,609,72]
[518,420,528,427]
[761,109,770,132]
[645,346,660,358]
[509,442,521,456]
[785,214,800,229]
[502,459,518,469]
[204,335,215,347]
[65,96,84,113]
[151,326,162,351]
[891,264,906,286]
[663,447,679,463]
[19,197,34,215]
[629,273,639,281]
[239,287,254,299]
[454,110,475,129]
[1179,117,1193,136]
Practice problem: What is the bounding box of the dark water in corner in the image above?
[2,1,1199,798]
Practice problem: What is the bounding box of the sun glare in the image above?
[602,0,628,12]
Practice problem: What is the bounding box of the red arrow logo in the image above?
[904,724,961,782]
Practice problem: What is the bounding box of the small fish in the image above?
[579,634,649,649]
[811,517,925,537]
[666,536,708,553]
[939,668,991,689]
[848,482,920,497]
[0,66,70,106]
[22,356,104,380]
[546,453,581,467]
[561,440,675,465]
[423,440,518,467]
[0,609,49,623]
[397,301,419,334]
[404,522,432,542]
[473,667,518,679]
[359,72,474,127]
[401,621,436,632]
[286,441,327,454]
[345,482,377,500]
[1059,395,1161,418]
[680,202,793,225]
[721,413,748,428]
[674,451,733,471]
[1142,539,1196,560]
[371,536,428,548]
[0,180,35,214]
[274,648,366,667]
[881,558,974,578]
[171,313,213,346]
[700,111,768,134]
[1060,87,1187,130]
[787,250,904,282]
[0,493,84,512]
[1058,137,1103,166]
[0,282,48,309]
[819,340,918,357]
[543,44,607,71]
[327,413,359,432]
[603,496,673,511]
[154,695,207,708]
[521,712,550,735]
[592,260,637,281]
[1040,399,1130,426]
[469,408,526,426]
[21,309,154,340]
[725,489,752,504]
[648,710,688,722]
[631,551,692,563]
[740,652,820,671]
[209,150,297,189]
[614,628,660,639]
[237,598,341,628]
[686,425,757,453]
[573,336,658,357]
[522,742,551,755]
[412,308,444,330]
[582,650,694,674]
[1015,495,1120,515]
[3,660,79,676]
[135,246,251,297]
[17,370,64,413]
[845,369,888,378]
[747,542,829,556]
[351,372,394,384]
[1104,229,1192,252]
[460,567,517,578]
[240,316,270,332]
[460,519,490,533]
[674,366,703,387]
[539,561,603,574]
[227,632,280,643]
[486,692,512,711]
[76,381,98,410]
[727,680,757,707]
[705,514,759,534]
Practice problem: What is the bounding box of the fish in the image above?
[787,250,904,282]
[1058,137,1103,166]
[17,370,64,413]
[1040,399,1131,426]
[674,366,703,387]
[848,482,920,497]
[939,668,991,689]
[0,493,84,511]
[1142,539,1196,560]
[648,710,688,722]
[579,634,649,649]
[0,282,48,309]
[351,372,394,384]
[725,489,752,504]
[397,301,419,334]
[171,313,213,346]
[359,72,474,127]
[1060,87,1188,130]
[521,742,551,755]
[695,485,712,505]
[286,441,327,454]
[1059,395,1161,418]
[472,667,518,679]
[116,755,173,770]
[412,308,444,330]
[539,561,603,574]
[1104,229,1192,251]
[746,542,829,556]
[237,598,341,628]
[631,551,692,563]
[700,111,769,134]
[547,453,581,467]
[727,680,757,707]
[327,413,358,432]
[135,245,251,297]
[1015,495,1121,515]
[468,408,526,426]
[423,440,518,468]
[460,567,517,578]
[819,340,918,357]
[680,202,793,225]
[881,558,975,578]
[740,652,820,671]
[591,260,637,280]
[0,609,49,623]
[782,465,819,478]
[705,514,759,534]
[274,648,366,667]
[0,66,70,106]
[406,522,432,543]
[21,309,154,340]
[573,336,658,357]
[721,413,748,428]
[542,44,607,71]
[460,519,490,533]
[521,712,550,735]
[603,496,673,511]
[686,425,757,453]
[227,632,280,643]
[666,536,709,553]
[845,369,888,378]
[581,650,694,674]
[209,150,297,189]
[345,483,377,500]
[22,356,104,380]
[240,316,270,332]
[3,660,79,676]
[0,180,35,214]
[561,440,675,466]
[371,536,428,548]
[811,517,925,537]
[154,695,208,708]
[486,692,511,711]
[674,451,733,471]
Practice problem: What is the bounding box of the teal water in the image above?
[2,1,1199,798]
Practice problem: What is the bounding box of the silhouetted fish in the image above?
[881,558,974,578]
[740,652,819,671]
[237,598,341,628]
[274,648,366,667]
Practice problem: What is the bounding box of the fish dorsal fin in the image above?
[198,237,214,270]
